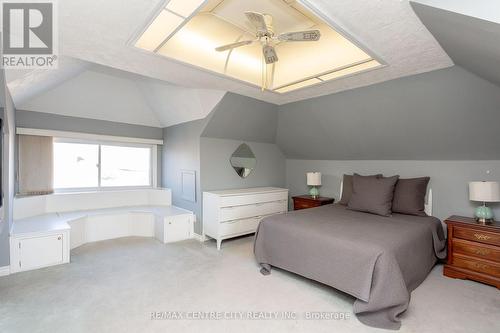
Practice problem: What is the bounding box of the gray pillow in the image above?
[339,173,382,205]
[392,177,430,216]
[347,174,399,216]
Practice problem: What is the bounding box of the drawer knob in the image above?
[57,236,61,240]
[474,233,491,241]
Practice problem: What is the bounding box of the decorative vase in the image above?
[309,186,319,198]
[475,204,493,224]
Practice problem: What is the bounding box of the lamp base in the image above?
[476,217,493,225]
[474,205,494,225]
[309,186,319,198]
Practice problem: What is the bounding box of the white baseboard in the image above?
[192,233,207,242]
[0,265,10,277]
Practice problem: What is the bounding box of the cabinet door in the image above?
[19,234,64,271]
[165,216,192,243]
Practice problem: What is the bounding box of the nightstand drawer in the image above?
[292,196,334,211]
[454,227,500,246]
[294,201,319,210]
[453,254,500,277]
[453,239,500,263]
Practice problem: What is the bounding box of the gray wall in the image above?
[163,93,284,234]
[200,138,285,192]
[286,160,500,222]
[1,74,16,267]
[279,65,500,221]
[277,66,500,160]
[162,118,210,234]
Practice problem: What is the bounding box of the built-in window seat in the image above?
[9,189,194,274]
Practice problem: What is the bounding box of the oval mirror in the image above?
[230,143,256,178]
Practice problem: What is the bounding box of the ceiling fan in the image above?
[214,11,321,65]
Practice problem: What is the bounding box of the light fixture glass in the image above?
[135,10,184,51]
[135,0,383,94]
[319,60,381,81]
[166,0,206,18]
[274,78,322,93]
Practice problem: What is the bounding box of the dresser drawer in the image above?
[220,191,287,207]
[453,239,500,263]
[219,217,261,237]
[453,254,500,277]
[219,200,286,222]
[453,227,500,246]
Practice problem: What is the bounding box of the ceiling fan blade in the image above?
[263,44,278,64]
[215,40,253,52]
[245,11,272,35]
[278,30,321,42]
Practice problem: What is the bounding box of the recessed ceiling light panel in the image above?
[134,0,384,93]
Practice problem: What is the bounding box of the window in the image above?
[53,140,155,190]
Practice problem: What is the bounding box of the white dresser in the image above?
[203,187,288,250]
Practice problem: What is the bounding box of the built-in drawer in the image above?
[220,191,287,207]
[453,239,500,263]
[219,217,261,237]
[453,254,500,277]
[219,200,286,222]
[454,227,500,246]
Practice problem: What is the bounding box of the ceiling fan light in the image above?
[166,0,206,18]
[135,10,184,51]
[263,45,278,64]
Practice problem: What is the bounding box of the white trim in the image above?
[152,145,158,187]
[0,265,10,277]
[192,233,207,242]
[16,128,163,145]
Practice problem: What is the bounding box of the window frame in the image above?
[53,137,157,193]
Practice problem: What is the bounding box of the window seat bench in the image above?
[9,189,195,274]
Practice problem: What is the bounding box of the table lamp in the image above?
[469,181,500,224]
[307,172,321,198]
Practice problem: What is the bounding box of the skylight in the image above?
[134,0,383,93]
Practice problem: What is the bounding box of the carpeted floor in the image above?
[0,236,499,333]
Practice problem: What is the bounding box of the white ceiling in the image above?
[5,0,455,126]
[14,61,226,127]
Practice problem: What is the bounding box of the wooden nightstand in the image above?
[292,195,334,210]
[444,216,500,288]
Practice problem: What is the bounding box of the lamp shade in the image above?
[469,181,500,202]
[307,172,322,186]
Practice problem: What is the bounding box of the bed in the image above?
[254,188,446,330]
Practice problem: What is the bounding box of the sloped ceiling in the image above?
[411,0,500,86]
[5,0,456,127]
[55,0,452,105]
[201,93,278,143]
[276,66,500,160]
[11,60,225,127]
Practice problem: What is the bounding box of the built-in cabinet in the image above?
[203,187,288,250]
[10,229,70,273]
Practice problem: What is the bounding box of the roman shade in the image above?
[18,135,54,195]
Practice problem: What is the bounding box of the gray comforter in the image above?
[254,204,446,330]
